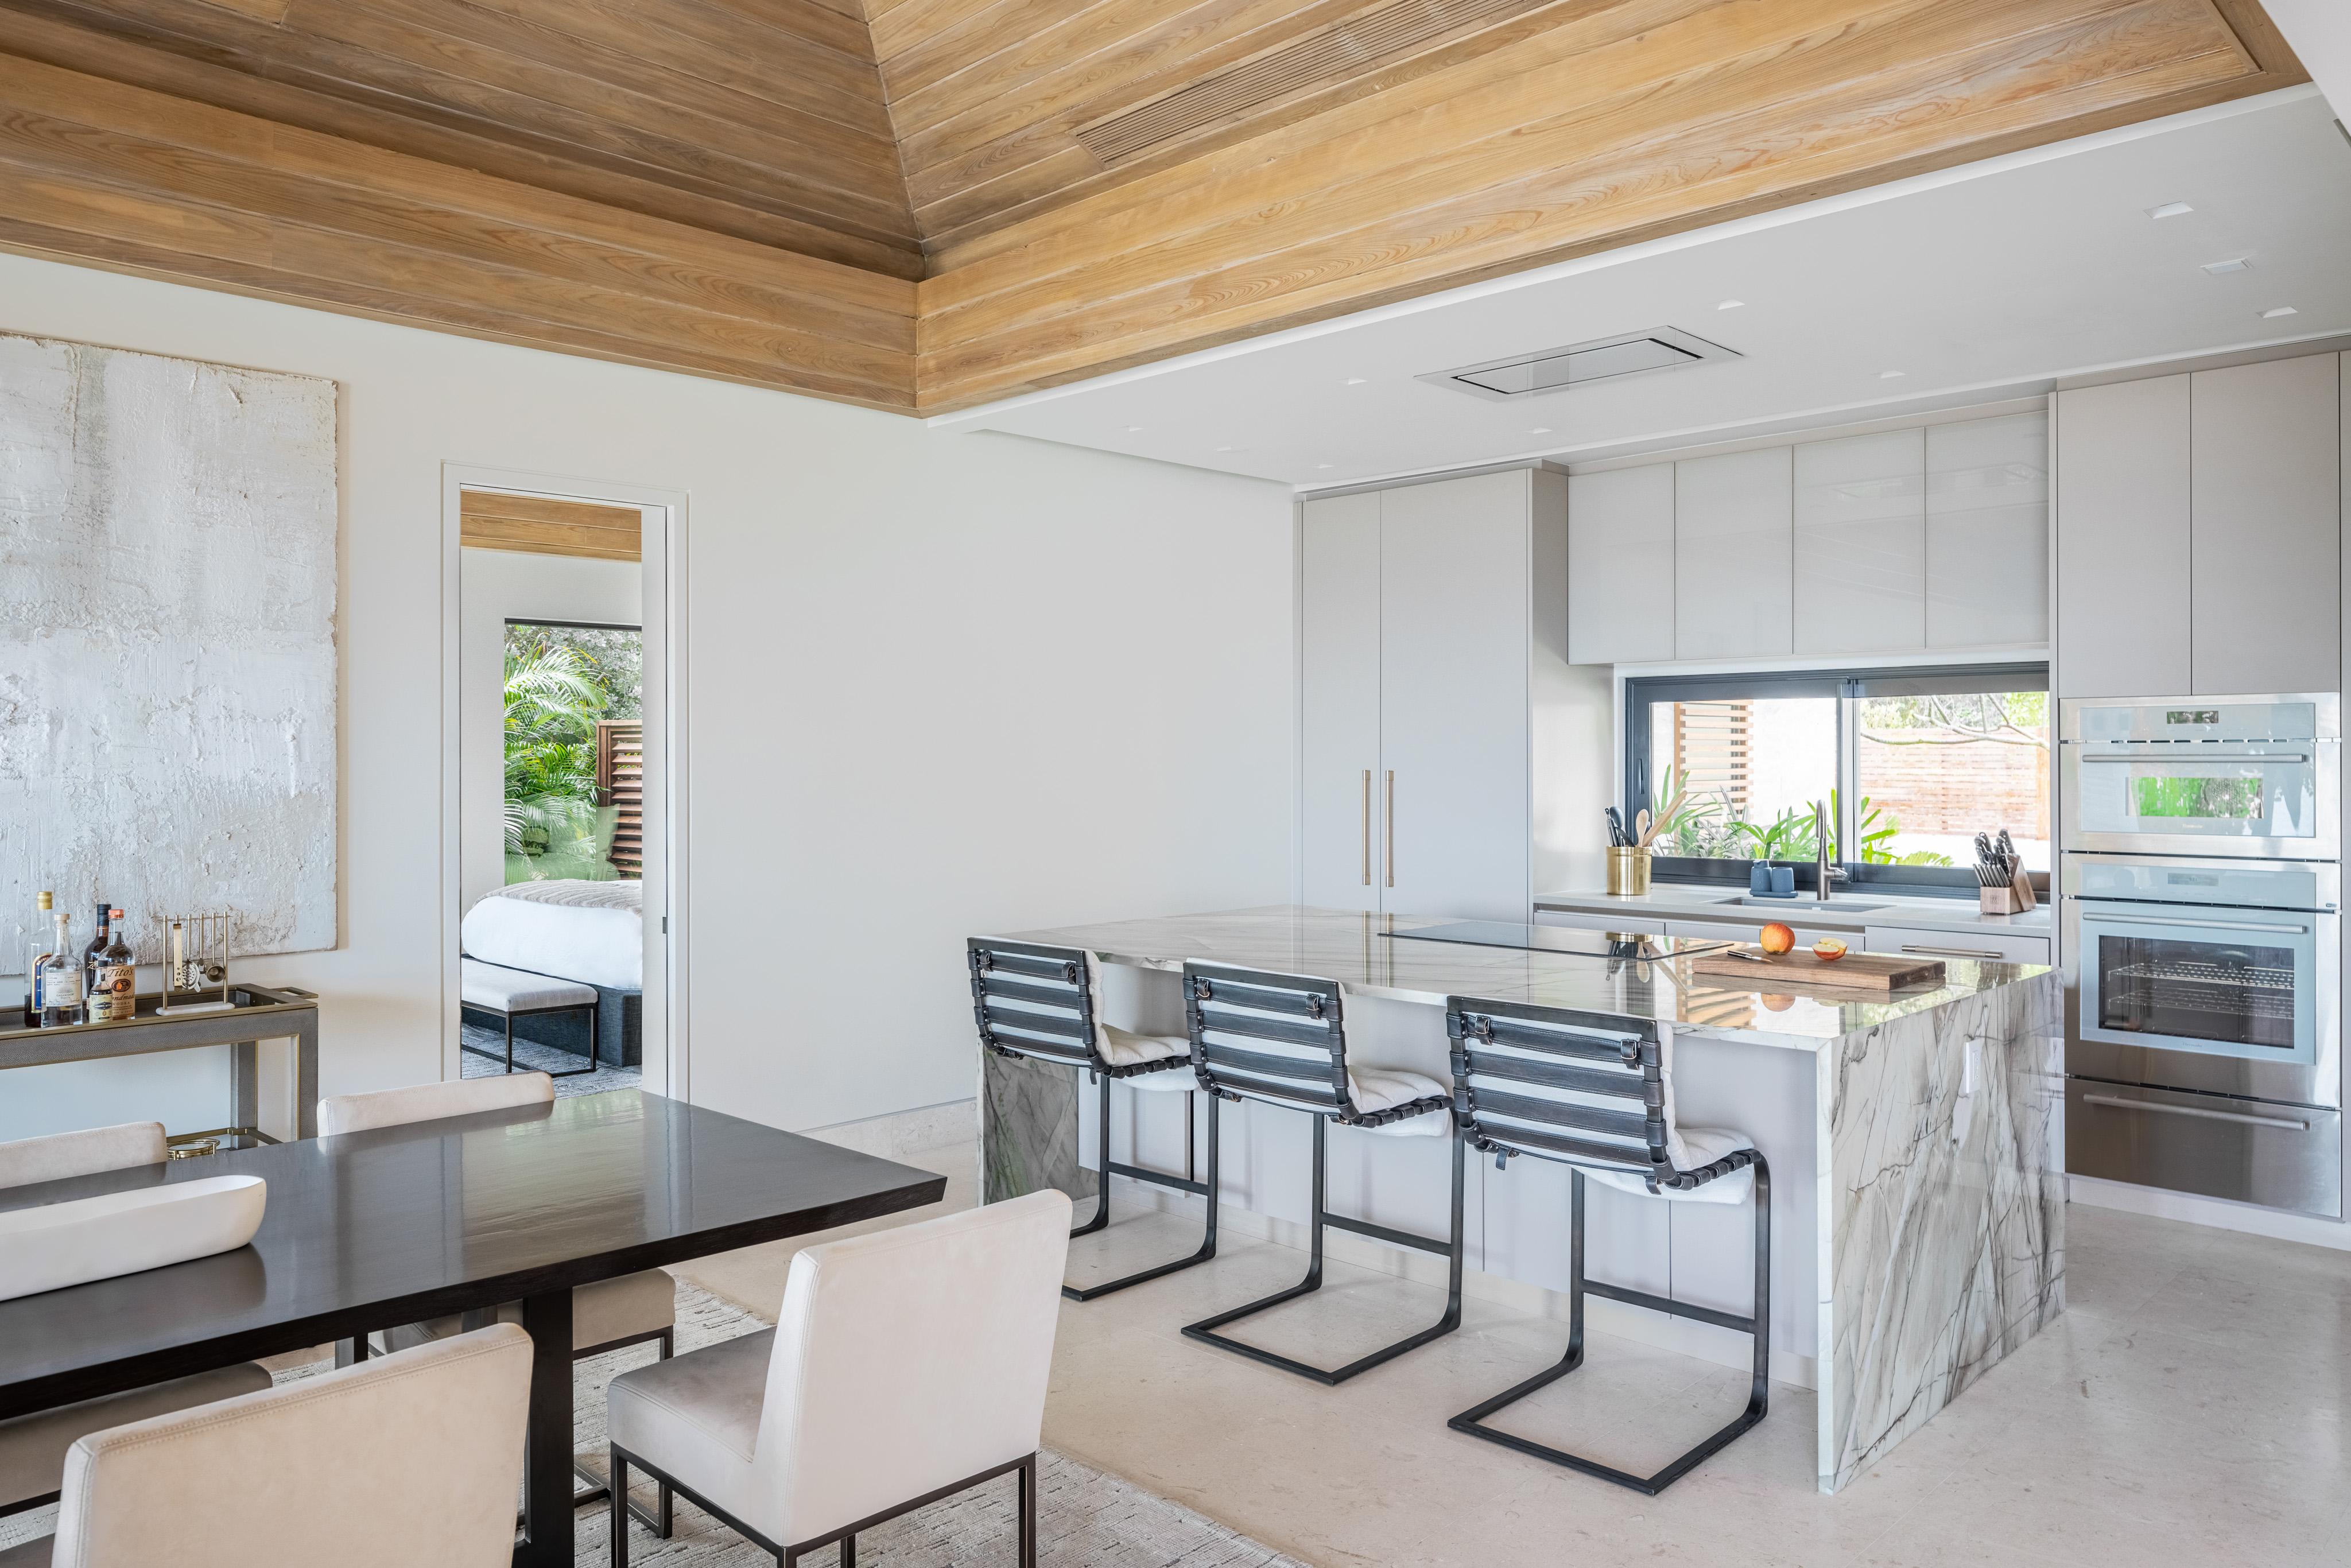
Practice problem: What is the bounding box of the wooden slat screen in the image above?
[1671,700,1751,816]
[596,720,645,879]
[463,491,643,562]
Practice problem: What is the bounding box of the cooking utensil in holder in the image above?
[1607,847,1651,896]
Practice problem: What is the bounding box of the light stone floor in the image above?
[669,1146,2351,1568]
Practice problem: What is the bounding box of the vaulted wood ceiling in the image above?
[0,0,2307,416]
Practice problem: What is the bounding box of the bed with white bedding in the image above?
[460,880,643,1064]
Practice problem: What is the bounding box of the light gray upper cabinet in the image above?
[1926,412,2048,648]
[2056,354,2341,700]
[1298,471,1585,922]
[1794,429,1925,655]
[2190,355,2341,696]
[1675,447,1792,660]
[2055,375,2190,697]
[1567,465,1673,664]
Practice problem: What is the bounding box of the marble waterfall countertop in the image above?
[996,903,2051,1051]
[983,903,2064,1495]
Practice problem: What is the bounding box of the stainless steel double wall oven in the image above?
[2059,694,2342,1217]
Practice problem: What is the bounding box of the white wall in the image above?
[0,251,1295,1138]
[459,548,642,913]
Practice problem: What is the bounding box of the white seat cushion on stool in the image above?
[1099,1024,1189,1070]
[383,1267,677,1355]
[460,957,597,1014]
[1582,1127,1756,1205]
[1345,1066,1452,1137]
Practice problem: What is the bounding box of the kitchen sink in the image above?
[1708,897,1890,912]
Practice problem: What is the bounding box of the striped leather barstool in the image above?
[1445,994,1769,1495]
[1179,961,1464,1385]
[968,937,1215,1301]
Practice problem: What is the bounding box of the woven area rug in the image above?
[3,1283,1308,1568]
[459,1022,640,1098]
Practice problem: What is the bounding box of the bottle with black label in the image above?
[82,903,111,1007]
[92,911,135,1023]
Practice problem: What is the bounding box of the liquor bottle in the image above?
[37,903,83,1027]
[22,890,51,1027]
[93,912,135,1023]
[82,903,110,1004]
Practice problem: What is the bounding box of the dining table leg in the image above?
[517,1288,575,1568]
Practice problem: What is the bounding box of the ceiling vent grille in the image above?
[1419,327,1740,402]
[1074,0,1548,164]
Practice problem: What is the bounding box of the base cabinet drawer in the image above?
[1863,926,2049,965]
[2068,1079,2341,1218]
[1534,911,1667,937]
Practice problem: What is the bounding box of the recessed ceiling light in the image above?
[1216,446,1243,452]
[1124,425,1144,432]
[1879,370,1906,379]
[2147,201,2194,220]
[1530,427,1552,435]
[1345,378,1367,385]
[2201,258,2252,274]
[1716,299,1745,311]
[1316,464,1334,469]
[2261,305,2299,319]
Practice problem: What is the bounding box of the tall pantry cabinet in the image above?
[1299,468,1600,922]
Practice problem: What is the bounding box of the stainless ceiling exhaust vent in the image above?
[1419,327,1739,402]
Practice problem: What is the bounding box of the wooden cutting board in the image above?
[1690,946,1945,991]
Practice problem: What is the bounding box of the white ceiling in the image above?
[930,86,2351,490]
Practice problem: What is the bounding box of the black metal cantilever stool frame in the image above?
[968,937,1215,1302]
[1444,995,1769,1496]
[1178,961,1465,1386]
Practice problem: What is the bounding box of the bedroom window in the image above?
[505,618,643,884]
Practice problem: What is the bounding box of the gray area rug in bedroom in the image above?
[0,1282,1306,1568]
[460,1021,639,1097]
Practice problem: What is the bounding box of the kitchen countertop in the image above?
[994,904,2050,1051]
[1534,882,2052,940]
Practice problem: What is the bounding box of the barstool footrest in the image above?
[1581,1279,1755,1335]
[1063,1075,1219,1303]
[1321,1210,1454,1257]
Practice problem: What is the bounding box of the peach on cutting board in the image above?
[1758,922,1795,955]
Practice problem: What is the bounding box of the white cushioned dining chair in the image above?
[968,937,1213,1301]
[1444,995,1769,1496]
[606,1187,1073,1568]
[0,1324,533,1568]
[318,1073,677,1517]
[0,1123,271,1530]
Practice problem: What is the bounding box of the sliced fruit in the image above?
[1758,922,1795,956]
[1812,937,1849,962]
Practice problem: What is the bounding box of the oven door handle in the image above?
[2077,911,2309,934]
[2077,753,2308,764]
[2080,1094,2311,1132]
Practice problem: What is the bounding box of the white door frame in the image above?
[440,463,690,1100]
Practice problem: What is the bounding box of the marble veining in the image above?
[979,1045,1097,1210]
[1824,973,2065,1490]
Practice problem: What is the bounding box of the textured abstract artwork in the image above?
[0,333,337,966]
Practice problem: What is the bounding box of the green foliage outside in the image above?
[1647,770,1952,867]
[503,624,641,883]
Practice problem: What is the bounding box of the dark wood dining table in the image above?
[0,1089,947,1567]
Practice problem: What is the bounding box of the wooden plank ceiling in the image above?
[0,0,2306,416]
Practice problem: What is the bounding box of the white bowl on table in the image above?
[0,1174,267,1302]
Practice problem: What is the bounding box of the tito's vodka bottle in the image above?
[37,901,83,1027]
[92,912,134,1023]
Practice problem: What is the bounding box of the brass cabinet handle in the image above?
[1360,770,1372,886]
[1384,770,1395,889]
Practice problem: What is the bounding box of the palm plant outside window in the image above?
[503,621,642,883]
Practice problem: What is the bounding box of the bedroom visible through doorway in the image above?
[456,486,662,1096]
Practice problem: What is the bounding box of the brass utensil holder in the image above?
[1607,846,1652,896]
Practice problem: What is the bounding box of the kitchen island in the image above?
[980,905,2063,1494]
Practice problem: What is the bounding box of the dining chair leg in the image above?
[610,1449,630,1568]
[1018,1451,1037,1568]
[841,1535,856,1566]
